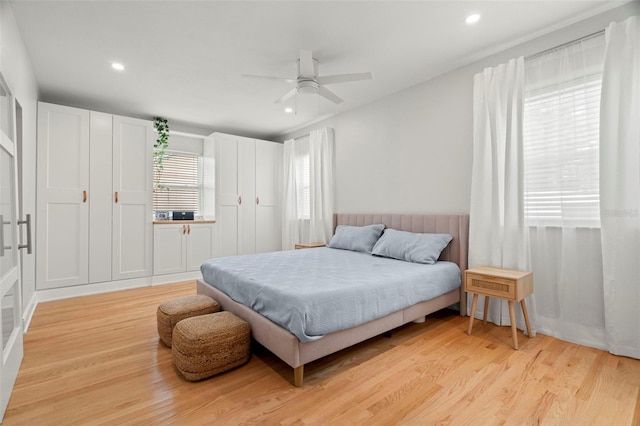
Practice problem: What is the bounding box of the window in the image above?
[523,35,605,227]
[153,151,202,214]
[295,152,310,219]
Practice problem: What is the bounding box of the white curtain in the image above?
[281,128,335,250]
[600,16,640,358]
[469,57,535,330]
[524,34,607,348]
[282,138,299,250]
[308,128,335,243]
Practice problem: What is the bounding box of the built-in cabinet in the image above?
[211,132,282,257]
[153,222,214,275]
[36,102,153,290]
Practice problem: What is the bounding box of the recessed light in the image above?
[111,62,125,71]
[284,107,294,114]
[465,13,481,25]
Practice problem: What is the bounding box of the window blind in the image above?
[523,75,601,226]
[153,151,201,214]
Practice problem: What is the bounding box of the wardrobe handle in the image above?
[256,197,260,205]
[18,214,32,255]
[0,215,5,257]
[238,195,242,205]
[114,192,119,203]
[83,190,87,203]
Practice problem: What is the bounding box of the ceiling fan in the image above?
[242,49,372,105]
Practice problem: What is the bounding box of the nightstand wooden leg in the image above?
[467,293,479,335]
[521,299,533,338]
[508,301,518,350]
[483,296,489,324]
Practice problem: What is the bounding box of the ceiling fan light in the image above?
[297,80,319,95]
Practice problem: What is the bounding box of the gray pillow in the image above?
[328,224,385,253]
[371,229,453,264]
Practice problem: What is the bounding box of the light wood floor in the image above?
[4,281,640,425]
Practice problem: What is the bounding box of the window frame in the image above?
[153,149,203,215]
[523,65,603,228]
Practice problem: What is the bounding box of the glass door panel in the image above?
[0,74,22,422]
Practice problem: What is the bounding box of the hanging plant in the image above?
[153,117,170,190]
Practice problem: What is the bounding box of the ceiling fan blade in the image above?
[317,72,372,85]
[299,49,315,78]
[242,74,297,83]
[274,88,297,104]
[318,86,343,104]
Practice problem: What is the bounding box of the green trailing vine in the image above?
[153,117,170,190]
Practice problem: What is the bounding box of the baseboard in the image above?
[151,271,201,286]
[22,293,38,332]
[34,272,202,304]
[36,277,152,303]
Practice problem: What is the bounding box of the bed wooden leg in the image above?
[294,365,304,387]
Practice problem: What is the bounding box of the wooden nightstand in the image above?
[465,266,533,349]
[294,242,326,250]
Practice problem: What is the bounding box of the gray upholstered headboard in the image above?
[334,213,469,313]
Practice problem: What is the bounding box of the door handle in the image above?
[18,213,32,254]
[238,195,242,205]
[187,225,191,235]
[256,197,260,205]
[182,225,186,235]
[83,190,87,203]
[115,192,119,203]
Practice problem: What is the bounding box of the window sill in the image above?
[153,219,216,225]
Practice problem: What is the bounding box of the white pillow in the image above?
[371,229,453,264]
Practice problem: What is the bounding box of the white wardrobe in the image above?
[211,132,282,257]
[36,102,153,290]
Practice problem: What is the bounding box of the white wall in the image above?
[0,1,39,325]
[278,2,639,215]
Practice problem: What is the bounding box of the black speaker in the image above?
[172,211,194,220]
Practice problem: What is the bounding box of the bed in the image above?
[197,213,469,386]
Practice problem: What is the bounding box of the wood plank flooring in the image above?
[4,281,640,425]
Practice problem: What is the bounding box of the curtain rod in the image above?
[525,29,605,61]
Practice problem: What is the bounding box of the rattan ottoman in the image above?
[157,295,220,347]
[172,311,251,381]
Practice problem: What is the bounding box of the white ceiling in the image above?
[9,0,624,139]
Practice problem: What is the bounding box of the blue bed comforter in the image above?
[200,247,460,342]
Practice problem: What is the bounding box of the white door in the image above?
[0,75,23,421]
[186,223,214,271]
[36,102,90,289]
[88,111,113,284]
[255,140,282,253]
[215,134,241,257]
[239,138,256,255]
[153,224,186,275]
[112,116,153,280]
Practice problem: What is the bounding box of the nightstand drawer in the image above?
[465,273,516,299]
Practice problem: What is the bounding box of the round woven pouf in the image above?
[157,295,220,347]
[172,311,251,381]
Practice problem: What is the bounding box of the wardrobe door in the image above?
[88,111,112,283]
[215,133,241,257]
[153,224,186,275]
[36,103,90,289]
[112,115,153,280]
[239,137,256,255]
[255,140,282,253]
[186,223,214,271]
